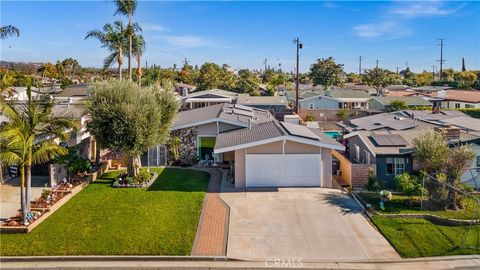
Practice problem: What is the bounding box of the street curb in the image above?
[0,255,233,263]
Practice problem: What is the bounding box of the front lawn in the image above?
[358,192,479,220]
[372,216,480,257]
[0,167,210,256]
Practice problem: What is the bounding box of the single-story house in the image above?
[342,111,480,186]
[431,90,480,109]
[214,121,345,188]
[178,89,239,110]
[169,103,274,164]
[295,89,372,110]
[368,96,432,111]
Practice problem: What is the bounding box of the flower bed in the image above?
[0,162,110,234]
[112,171,158,188]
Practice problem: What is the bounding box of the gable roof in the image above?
[183,89,239,99]
[236,94,288,106]
[300,89,371,101]
[432,90,480,103]
[172,103,274,130]
[371,96,432,106]
[214,121,345,153]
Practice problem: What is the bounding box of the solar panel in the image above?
[371,134,408,146]
[280,122,319,140]
[234,104,253,112]
[233,108,253,118]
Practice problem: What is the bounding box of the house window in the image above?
[455,103,461,109]
[386,157,405,175]
[309,103,315,110]
[476,156,480,167]
[198,137,216,161]
[354,144,360,162]
[465,104,474,108]
[364,150,371,164]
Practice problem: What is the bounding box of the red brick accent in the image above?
[351,164,375,187]
[191,169,229,256]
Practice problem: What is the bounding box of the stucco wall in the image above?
[234,140,331,188]
[299,96,339,110]
[197,122,218,136]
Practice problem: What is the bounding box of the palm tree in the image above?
[0,87,76,224]
[113,0,139,81]
[85,21,128,80]
[132,35,145,85]
[0,25,20,39]
[0,70,16,97]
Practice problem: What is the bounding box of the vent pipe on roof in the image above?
[248,118,252,129]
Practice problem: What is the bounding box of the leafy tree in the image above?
[413,130,449,174]
[363,67,393,96]
[219,67,237,91]
[309,57,345,89]
[389,100,408,111]
[444,145,475,209]
[441,68,455,82]
[85,80,178,177]
[85,21,132,80]
[262,69,275,84]
[347,73,362,83]
[53,147,92,181]
[37,63,59,78]
[237,69,260,95]
[114,0,139,81]
[455,71,477,89]
[61,58,80,78]
[197,63,224,90]
[462,57,466,72]
[414,71,433,86]
[394,173,427,204]
[337,109,349,122]
[0,25,20,39]
[0,87,76,224]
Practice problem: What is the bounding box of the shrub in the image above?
[135,170,151,184]
[394,173,427,204]
[305,115,315,122]
[458,108,480,119]
[365,168,382,191]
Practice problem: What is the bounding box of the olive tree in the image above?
[86,80,178,177]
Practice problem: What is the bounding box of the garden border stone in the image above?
[111,172,158,188]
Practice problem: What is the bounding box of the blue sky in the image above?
[2,1,479,73]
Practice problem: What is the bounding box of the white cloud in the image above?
[141,22,168,32]
[353,21,412,39]
[154,35,226,48]
[390,1,464,18]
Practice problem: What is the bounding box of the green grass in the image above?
[0,167,210,256]
[372,216,480,257]
[358,192,480,220]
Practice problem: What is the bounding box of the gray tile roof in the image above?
[403,110,480,132]
[214,120,344,151]
[300,89,371,100]
[372,96,432,106]
[172,103,274,130]
[236,94,288,105]
[347,112,417,131]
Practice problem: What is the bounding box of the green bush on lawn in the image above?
[0,167,210,256]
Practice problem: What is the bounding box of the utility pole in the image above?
[182,58,190,67]
[395,66,399,74]
[376,60,379,68]
[293,37,303,114]
[358,56,363,75]
[432,65,436,80]
[263,58,268,72]
[437,38,446,81]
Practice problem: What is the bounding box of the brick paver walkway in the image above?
[191,168,229,256]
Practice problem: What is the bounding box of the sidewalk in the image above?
[1,255,479,269]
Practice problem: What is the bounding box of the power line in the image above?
[437,38,446,81]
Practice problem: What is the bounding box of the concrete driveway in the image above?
[221,188,400,262]
[1,176,48,221]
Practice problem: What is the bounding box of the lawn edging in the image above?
[0,161,110,234]
[351,191,480,226]
[0,255,233,262]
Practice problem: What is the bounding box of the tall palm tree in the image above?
[0,25,20,39]
[132,35,145,85]
[85,21,128,80]
[113,0,139,81]
[0,88,76,224]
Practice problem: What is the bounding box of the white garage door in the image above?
[245,154,322,187]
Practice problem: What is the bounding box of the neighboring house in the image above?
[176,82,196,96]
[52,84,90,104]
[3,87,42,101]
[236,94,292,120]
[178,89,239,110]
[214,120,345,188]
[297,89,372,110]
[431,90,480,109]
[341,110,480,187]
[168,103,274,164]
[410,86,452,94]
[368,96,432,111]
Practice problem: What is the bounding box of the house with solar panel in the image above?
[340,110,480,187]
[151,103,345,188]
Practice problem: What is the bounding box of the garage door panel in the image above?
[246,154,321,188]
